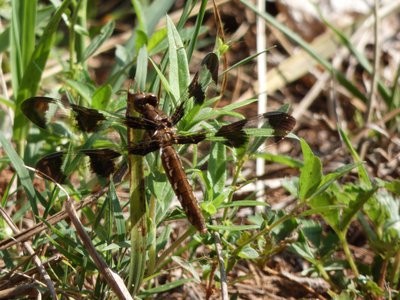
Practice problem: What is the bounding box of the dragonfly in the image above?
[21,52,296,233]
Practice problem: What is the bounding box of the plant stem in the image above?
[339,232,359,277]
[127,91,147,295]
[222,159,244,220]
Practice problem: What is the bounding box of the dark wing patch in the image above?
[188,52,219,105]
[21,96,159,132]
[21,97,54,129]
[128,140,161,156]
[175,132,207,145]
[173,111,296,149]
[201,52,219,85]
[215,119,248,148]
[35,152,66,183]
[124,115,160,130]
[171,52,219,126]
[262,112,296,143]
[71,104,107,132]
[81,149,121,178]
[35,149,122,183]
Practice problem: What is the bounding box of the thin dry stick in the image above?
[255,0,267,211]
[361,0,381,162]
[0,191,103,250]
[213,231,228,300]
[0,163,127,250]
[37,165,132,299]
[0,207,58,300]
[65,198,133,300]
[365,0,380,123]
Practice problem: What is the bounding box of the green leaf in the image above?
[109,180,126,239]
[0,132,38,215]
[131,0,146,34]
[134,46,148,91]
[207,224,260,231]
[148,27,167,52]
[15,0,72,104]
[309,163,361,200]
[139,278,193,297]
[81,20,114,62]
[13,1,71,152]
[253,152,303,168]
[0,26,10,54]
[92,84,112,110]
[238,245,259,259]
[171,256,201,283]
[217,200,269,208]
[219,98,257,111]
[201,201,217,215]
[65,79,96,104]
[10,0,37,92]
[339,128,371,188]
[290,242,316,262]
[166,15,189,103]
[149,57,172,98]
[299,139,322,201]
[385,180,400,196]
[207,142,226,196]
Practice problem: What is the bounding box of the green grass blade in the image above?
[139,278,193,297]
[109,180,126,240]
[218,200,269,208]
[208,224,261,231]
[186,0,208,60]
[145,0,176,34]
[135,46,148,91]
[339,128,371,188]
[10,0,37,92]
[13,0,72,145]
[253,152,303,168]
[0,27,10,53]
[166,15,189,103]
[81,20,115,62]
[0,132,38,215]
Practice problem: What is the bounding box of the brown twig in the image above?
[365,0,380,123]
[0,207,58,300]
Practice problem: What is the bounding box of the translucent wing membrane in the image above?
[170,52,219,125]
[32,110,295,182]
[35,149,121,183]
[21,96,160,133]
[188,52,219,105]
[174,111,296,148]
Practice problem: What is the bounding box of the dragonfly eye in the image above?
[132,93,158,113]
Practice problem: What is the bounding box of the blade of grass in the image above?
[166,15,189,104]
[186,0,208,60]
[10,0,36,92]
[0,132,38,215]
[339,128,371,188]
[13,0,72,152]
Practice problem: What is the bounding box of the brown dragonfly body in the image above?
[21,52,296,233]
[129,92,207,232]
